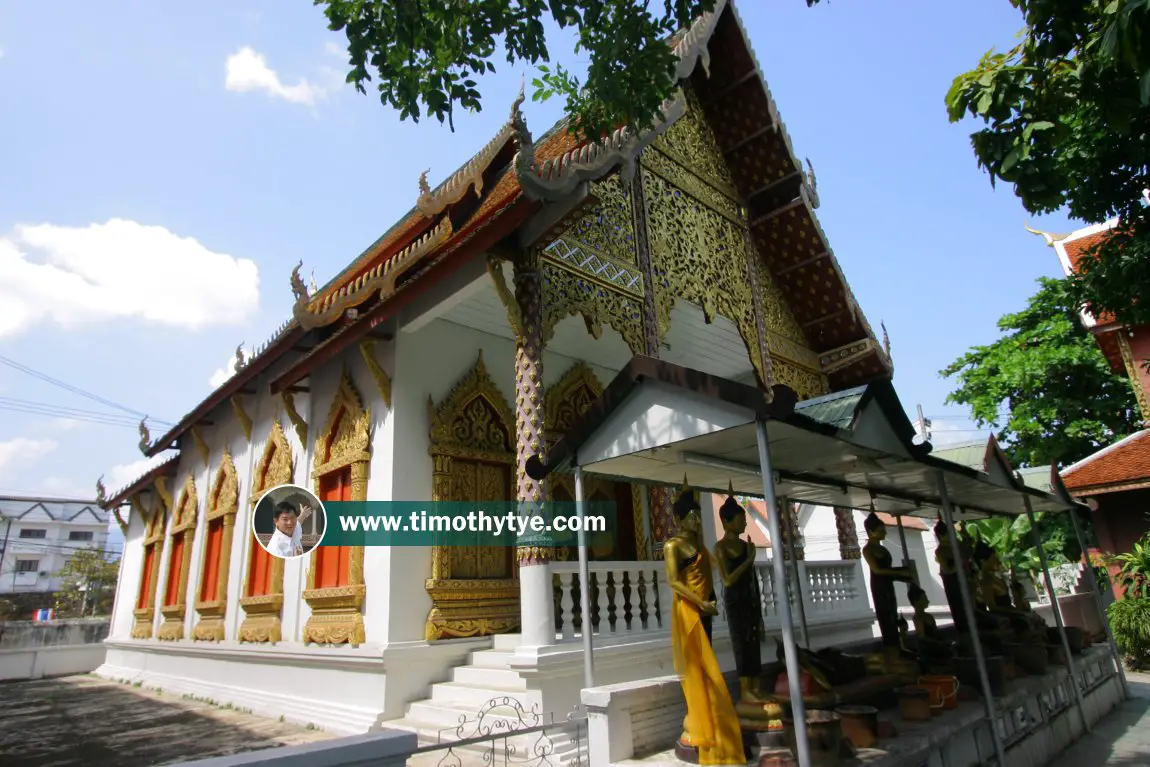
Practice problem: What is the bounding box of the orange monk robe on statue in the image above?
[671,546,747,766]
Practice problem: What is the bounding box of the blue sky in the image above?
[0,0,1078,520]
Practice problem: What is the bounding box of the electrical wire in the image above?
[0,355,175,427]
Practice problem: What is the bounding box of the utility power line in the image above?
[0,355,175,427]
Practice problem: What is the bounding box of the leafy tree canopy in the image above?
[53,548,120,618]
[946,0,1150,325]
[314,0,820,142]
[940,276,1140,468]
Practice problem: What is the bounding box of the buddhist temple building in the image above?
[96,0,1045,746]
[1032,218,1150,598]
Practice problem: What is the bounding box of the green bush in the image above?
[1107,597,1150,670]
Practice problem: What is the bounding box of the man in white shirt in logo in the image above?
[267,500,314,558]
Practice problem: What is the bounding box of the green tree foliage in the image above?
[53,548,120,618]
[940,277,1140,469]
[314,0,820,141]
[964,515,1068,578]
[947,0,1150,325]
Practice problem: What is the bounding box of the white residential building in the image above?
[0,496,112,596]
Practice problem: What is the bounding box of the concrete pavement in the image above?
[1045,671,1150,767]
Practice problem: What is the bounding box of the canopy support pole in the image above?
[1021,491,1089,733]
[936,470,1006,767]
[896,514,911,566]
[783,497,809,648]
[574,462,595,690]
[755,419,811,767]
[1066,506,1129,700]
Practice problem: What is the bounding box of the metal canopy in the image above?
[525,356,1079,519]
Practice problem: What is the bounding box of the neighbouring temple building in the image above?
[98,0,924,737]
[1029,217,1150,598]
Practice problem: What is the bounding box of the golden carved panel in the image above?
[561,175,637,266]
[772,357,829,401]
[426,352,520,641]
[754,250,810,347]
[650,84,739,201]
[305,370,370,646]
[239,419,293,644]
[541,261,646,356]
[544,361,604,439]
[643,168,765,383]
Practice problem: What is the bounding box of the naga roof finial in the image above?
[290,260,309,302]
[1024,222,1069,247]
[881,321,891,360]
[96,475,107,508]
[138,417,151,455]
[233,343,246,373]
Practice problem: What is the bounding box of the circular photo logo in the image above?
[251,484,327,559]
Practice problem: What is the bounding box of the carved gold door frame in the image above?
[425,352,520,641]
[239,419,294,643]
[130,480,171,639]
[304,369,370,646]
[193,451,239,642]
[158,475,198,641]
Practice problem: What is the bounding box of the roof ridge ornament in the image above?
[416,84,527,219]
[96,475,107,508]
[290,260,310,303]
[138,417,152,455]
[233,343,246,373]
[1024,222,1070,247]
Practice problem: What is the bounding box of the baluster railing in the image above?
[552,561,668,643]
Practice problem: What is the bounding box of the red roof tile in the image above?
[1061,429,1150,493]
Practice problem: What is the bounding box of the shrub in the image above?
[1106,597,1150,670]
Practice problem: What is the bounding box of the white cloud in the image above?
[0,218,259,339]
[208,346,246,389]
[324,41,343,58]
[225,47,327,105]
[50,418,85,431]
[39,476,93,499]
[106,454,170,494]
[0,46,5,60]
[0,437,57,481]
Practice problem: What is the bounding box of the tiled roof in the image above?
[1061,429,1150,493]
[875,511,928,531]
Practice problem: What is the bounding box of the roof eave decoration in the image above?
[416,88,526,219]
[292,216,455,330]
[511,0,726,202]
[103,453,180,509]
[144,317,298,457]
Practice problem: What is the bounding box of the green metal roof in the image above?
[1016,466,1054,494]
[794,386,867,430]
[929,441,987,471]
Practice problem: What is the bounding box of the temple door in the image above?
[424,353,520,641]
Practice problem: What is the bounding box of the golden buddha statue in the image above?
[664,479,748,766]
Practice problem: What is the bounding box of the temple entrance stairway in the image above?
[385,634,587,766]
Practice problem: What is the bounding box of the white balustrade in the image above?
[546,558,869,647]
[552,562,668,642]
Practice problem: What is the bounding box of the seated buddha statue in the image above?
[906,583,956,666]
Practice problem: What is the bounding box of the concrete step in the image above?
[492,633,523,651]
[466,649,515,668]
[428,681,542,710]
[451,665,528,689]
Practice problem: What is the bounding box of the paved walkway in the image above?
[0,674,333,766]
[1045,671,1150,767]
